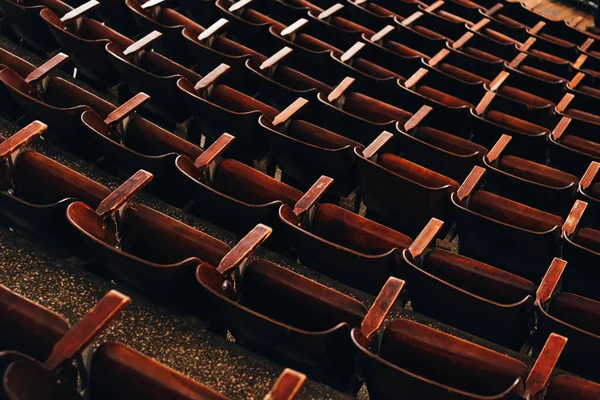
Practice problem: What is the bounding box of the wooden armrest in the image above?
[456,165,485,202]
[580,161,600,191]
[25,53,69,84]
[360,277,405,339]
[272,98,309,127]
[123,31,162,56]
[293,175,334,217]
[217,224,272,274]
[60,0,100,23]
[340,41,365,63]
[362,131,394,159]
[562,200,587,237]
[536,258,567,305]
[104,93,150,126]
[408,218,444,259]
[95,170,153,218]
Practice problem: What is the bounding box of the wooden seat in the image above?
[41,6,134,86]
[452,166,563,278]
[483,134,578,217]
[535,257,600,383]
[403,220,535,349]
[356,131,459,236]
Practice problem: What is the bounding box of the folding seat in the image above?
[176,63,285,161]
[40,2,133,87]
[560,200,600,299]
[578,162,600,221]
[518,36,585,65]
[331,38,423,83]
[451,166,563,278]
[182,18,269,81]
[425,46,503,84]
[125,0,206,64]
[397,65,486,134]
[353,290,568,399]
[392,5,468,43]
[470,91,554,161]
[550,116,600,177]
[0,53,120,157]
[545,374,600,400]
[363,22,445,59]
[65,170,238,302]
[214,0,287,48]
[197,227,404,390]
[171,134,310,250]
[268,18,406,96]
[450,27,518,62]
[485,69,564,108]
[355,131,460,236]
[239,46,333,110]
[11,342,306,399]
[466,15,529,44]
[106,31,202,123]
[393,105,487,182]
[0,289,129,397]
[1,0,71,53]
[505,51,572,84]
[402,219,535,349]
[0,122,110,250]
[278,175,430,293]
[556,93,600,134]
[567,71,600,102]
[482,134,578,217]
[0,284,70,366]
[535,256,600,382]
[313,76,415,145]
[0,47,36,118]
[258,98,361,199]
[178,0,221,26]
[301,3,379,49]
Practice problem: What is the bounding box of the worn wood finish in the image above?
[195,227,369,391]
[0,123,110,249]
[259,114,359,198]
[394,113,487,182]
[352,317,527,399]
[483,134,578,217]
[106,38,200,122]
[546,374,600,400]
[63,168,230,300]
[469,91,554,162]
[174,144,303,250]
[536,256,600,383]
[578,161,600,223]
[398,66,485,134]
[214,0,286,49]
[560,200,600,301]
[278,186,414,293]
[402,219,535,349]
[41,7,134,86]
[451,166,563,278]
[0,285,69,363]
[125,0,205,64]
[2,0,72,52]
[355,134,459,236]
[0,290,129,398]
[549,116,600,177]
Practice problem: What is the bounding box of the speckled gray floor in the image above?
[0,30,541,400]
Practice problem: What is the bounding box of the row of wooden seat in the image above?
[2,131,600,397]
[0,284,307,399]
[2,0,600,397]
